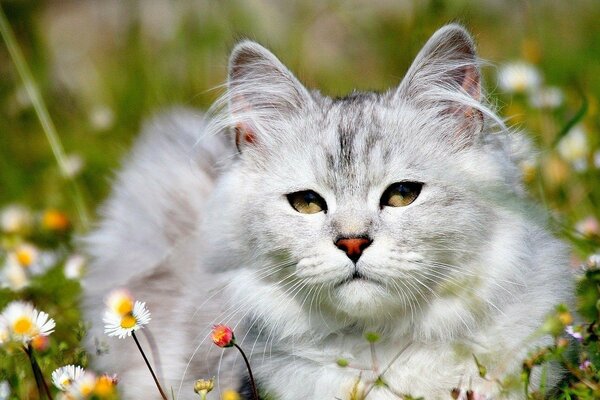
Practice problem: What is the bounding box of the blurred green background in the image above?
[1,0,600,243]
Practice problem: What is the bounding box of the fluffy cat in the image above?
[84,24,573,399]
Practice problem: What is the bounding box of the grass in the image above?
[0,1,599,399]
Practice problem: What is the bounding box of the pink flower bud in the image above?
[211,324,235,348]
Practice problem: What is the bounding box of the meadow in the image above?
[0,1,599,399]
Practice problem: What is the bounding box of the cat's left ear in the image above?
[227,41,314,153]
[394,24,483,137]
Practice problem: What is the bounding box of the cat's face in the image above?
[217,25,513,320]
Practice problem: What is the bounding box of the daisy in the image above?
[1,301,55,344]
[0,205,31,234]
[498,62,541,93]
[64,254,86,280]
[66,371,97,399]
[52,365,85,391]
[1,256,29,291]
[105,289,134,316]
[103,301,151,339]
[11,243,56,276]
[0,318,8,347]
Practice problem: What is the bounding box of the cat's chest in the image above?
[254,338,481,399]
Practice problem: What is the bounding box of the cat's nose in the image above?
[335,237,372,263]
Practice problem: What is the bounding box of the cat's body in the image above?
[84,25,573,399]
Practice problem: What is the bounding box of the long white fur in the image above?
[84,25,573,399]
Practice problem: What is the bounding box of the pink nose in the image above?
[335,237,372,262]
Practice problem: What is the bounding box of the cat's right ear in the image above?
[227,41,313,153]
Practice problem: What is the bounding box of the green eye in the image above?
[287,190,327,214]
[380,182,423,208]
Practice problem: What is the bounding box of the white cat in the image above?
[84,24,573,399]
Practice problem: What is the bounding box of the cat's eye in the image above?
[380,182,423,208]
[287,190,327,214]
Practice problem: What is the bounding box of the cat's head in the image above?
[209,25,522,323]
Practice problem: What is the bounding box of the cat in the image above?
[83,24,573,400]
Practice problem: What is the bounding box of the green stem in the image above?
[132,331,168,400]
[234,343,259,400]
[0,6,90,230]
[24,345,53,400]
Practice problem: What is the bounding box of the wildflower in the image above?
[52,365,85,391]
[93,374,118,397]
[0,381,9,400]
[68,371,97,399]
[557,310,573,325]
[0,205,32,234]
[588,254,600,269]
[498,62,541,93]
[11,243,56,275]
[211,325,258,400]
[89,105,115,132]
[579,359,592,371]
[64,254,86,279]
[212,324,235,347]
[106,289,134,316]
[222,389,241,400]
[31,334,50,352]
[0,318,8,346]
[1,301,55,343]
[103,300,151,339]
[528,86,563,109]
[575,216,599,237]
[63,153,85,178]
[1,257,29,291]
[557,125,589,170]
[194,378,214,399]
[565,325,583,342]
[42,209,70,231]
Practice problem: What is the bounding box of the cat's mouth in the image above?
[336,271,373,287]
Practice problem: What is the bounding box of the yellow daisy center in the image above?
[13,316,33,335]
[61,378,73,387]
[114,297,133,315]
[16,249,34,267]
[94,377,115,396]
[120,314,137,329]
[80,382,94,396]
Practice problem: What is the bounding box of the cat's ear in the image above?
[395,24,483,139]
[227,41,313,153]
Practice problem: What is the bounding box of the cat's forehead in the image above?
[305,93,405,195]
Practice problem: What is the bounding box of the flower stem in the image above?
[24,345,53,400]
[132,331,168,400]
[0,5,90,231]
[234,343,259,400]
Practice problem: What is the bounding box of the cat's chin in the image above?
[332,279,397,318]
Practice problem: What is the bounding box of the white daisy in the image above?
[104,301,151,339]
[1,301,55,343]
[10,243,57,276]
[557,125,589,168]
[1,256,29,291]
[64,254,86,280]
[0,380,9,400]
[498,62,541,93]
[52,365,85,391]
[0,317,9,347]
[105,289,134,316]
[529,86,563,109]
[66,370,97,399]
[0,205,32,234]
